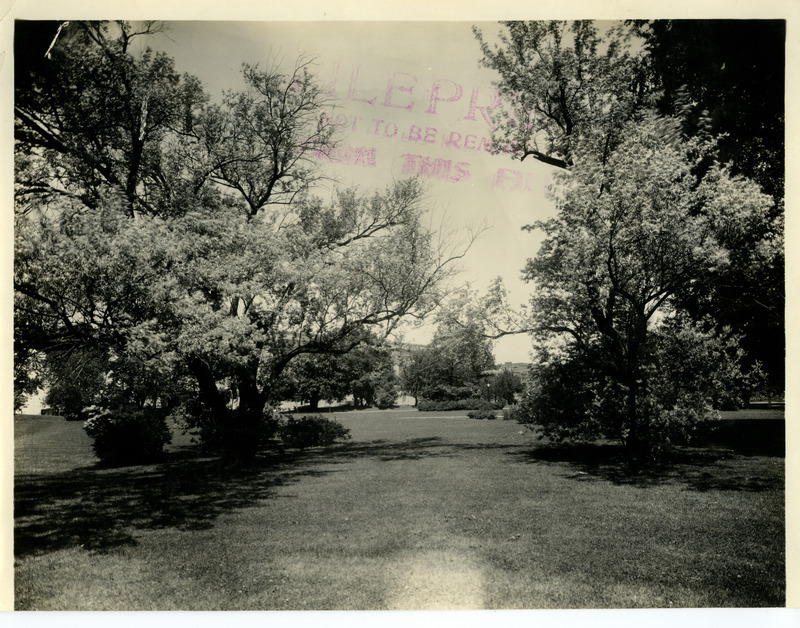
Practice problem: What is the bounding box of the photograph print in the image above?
[11,16,787,610]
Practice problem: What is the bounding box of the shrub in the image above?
[375,384,398,409]
[467,409,497,420]
[516,317,760,462]
[513,353,605,445]
[83,405,171,465]
[422,384,478,402]
[171,397,282,454]
[277,415,351,449]
[417,398,502,412]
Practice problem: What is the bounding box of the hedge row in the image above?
[466,409,498,420]
[416,398,503,412]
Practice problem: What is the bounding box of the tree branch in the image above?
[520,149,570,169]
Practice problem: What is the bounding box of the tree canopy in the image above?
[633,20,785,390]
[473,21,651,169]
[633,19,784,201]
[14,21,471,457]
[473,20,783,459]
[399,312,495,404]
[520,113,770,458]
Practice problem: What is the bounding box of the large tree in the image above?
[15,21,469,456]
[474,19,784,396]
[489,369,524,406]
[15,21,207,217]
[520,114,770,459]
[633,19,785,393]
[399,315,495,404]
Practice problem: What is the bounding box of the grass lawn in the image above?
[14,408,784,610]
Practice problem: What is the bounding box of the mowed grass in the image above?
[14,408,784,610]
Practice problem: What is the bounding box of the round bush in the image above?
[467,409,498,420]
[84,405,171,465]
[278,415,351,449]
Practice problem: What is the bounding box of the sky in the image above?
[146,21,562,364]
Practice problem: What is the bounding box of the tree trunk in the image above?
[624,371,643,462]
[237,366,264,418]
[230,366,267,460]
[188,357,269,461]
[621,316,649,463]
[188,355,227,418]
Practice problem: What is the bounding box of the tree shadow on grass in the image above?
[695,418,784,457]
[316,437,520,463]
[14,447,326,559]
[14,436,469,559]
[509,438,784,493]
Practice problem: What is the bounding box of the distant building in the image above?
[392,342,428,357]
[484,362,530,379]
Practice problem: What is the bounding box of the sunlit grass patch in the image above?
[14,409,784,609]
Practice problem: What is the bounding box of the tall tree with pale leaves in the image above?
[15,21,473,458]
[520,114,771,459]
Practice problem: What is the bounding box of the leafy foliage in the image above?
[15,21,207,217]
[13,339,42,412]
[474,19,784,405]
[633,20,784,200]
[42,348,108,420]
[15,22,470,458]
[516,316,759,458]
[631,19,785,391]
[399,315,495,405]
[83,405,171,465]
[416,399,501,412]
[488,369,525,405]
[277,353,354,411]
[278,341,398,409]
[518,114,770,460]
[277,415,351,449]
[474,21,651,168]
